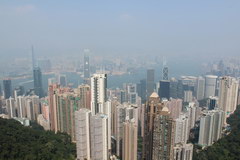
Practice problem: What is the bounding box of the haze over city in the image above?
[1,1,240,160]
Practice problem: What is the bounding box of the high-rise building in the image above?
[84,54,90,79]
[59,75,67,87]
[75,108,91,160]
[137,79,147,103]
[146,69,155,97]
[76,84,91,109]
[90,113,109,160]
[184,90,193,103]
[173,143,193,160]
[48,84,60,132]
[170,78,178,99]
[195,76,205,100]
[152,106,175,160]
[158,80,170,100]
[165,98,182,120]
[204,75,217,98]
[143,92,175,160]
[33,67,44,98]
[218,76,239,116]
[162,65,169,81]
[6,97,16,118]
[198,109,224,146]
[91,73,107,115]
[174,114,189,144]
[207,96,218,110]
[122,119,138,160]
[3,78,12,99]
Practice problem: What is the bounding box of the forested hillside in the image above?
[0,118,76,160]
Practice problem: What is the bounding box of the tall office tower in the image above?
[207,96,218,110]
[177,80,184,99]
[90,113,109,160]
[152,106,175,160]
[162,65,169,81]
[173,143,193,160]
[3,78,12,99]
[38,59,52,72]
[48,84,60,132]
[137,79,147,103]
[195,76,205,100]
[84,54,90,79]
[91,73,107,115]
[170,78,178,99]
[75,108,91,160]
[103,101,112,151]
[76,84,91,109]
[198,109,224,146]
[165,98,182,120]
[218,76,239,116]
[59,75,67,87]
[181,76,197,94]
[6,97,16,118]
[146,69,155,97]
[143,92,163,160]
[158,80,170,100]
[33,67,44,98]
[204,75,217,98]
[31,45,36,69]
[122,119,138,160]
[174,114,189,144]
[184,90,193,103]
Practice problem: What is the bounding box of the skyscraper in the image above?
[122,119,138,160]
[195,76,205,100]
[137,79,147,103]
[33,67,44,98]
[3,78,12,99]
[158,80,170,100]
[91,73,107,115]
[146,69,155,97]
[59,75,67,87]
[204,75,217,98]
[198,109,224,146]
[90,113,109,160]
[218,76,239,115]
[75,108,91,160]
[76,84,91,109]
[143,92,175,160]
[84,54,90,79]
[162,61,169,81]
[152,106,175,160]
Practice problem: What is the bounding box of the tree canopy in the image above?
[0,118,76,160]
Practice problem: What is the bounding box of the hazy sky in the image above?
[1,0,240,60]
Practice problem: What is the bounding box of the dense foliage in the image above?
[193,105,240,160]
[0,118,76,160]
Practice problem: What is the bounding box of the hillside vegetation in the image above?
[0,118,76,160]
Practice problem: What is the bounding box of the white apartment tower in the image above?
[219,76,239,115]
[75,108,91,160]
[91,73,107,115]
[90,113,109,160]
[204,75,218,98]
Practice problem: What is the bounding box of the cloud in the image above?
[15,4,36,14]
